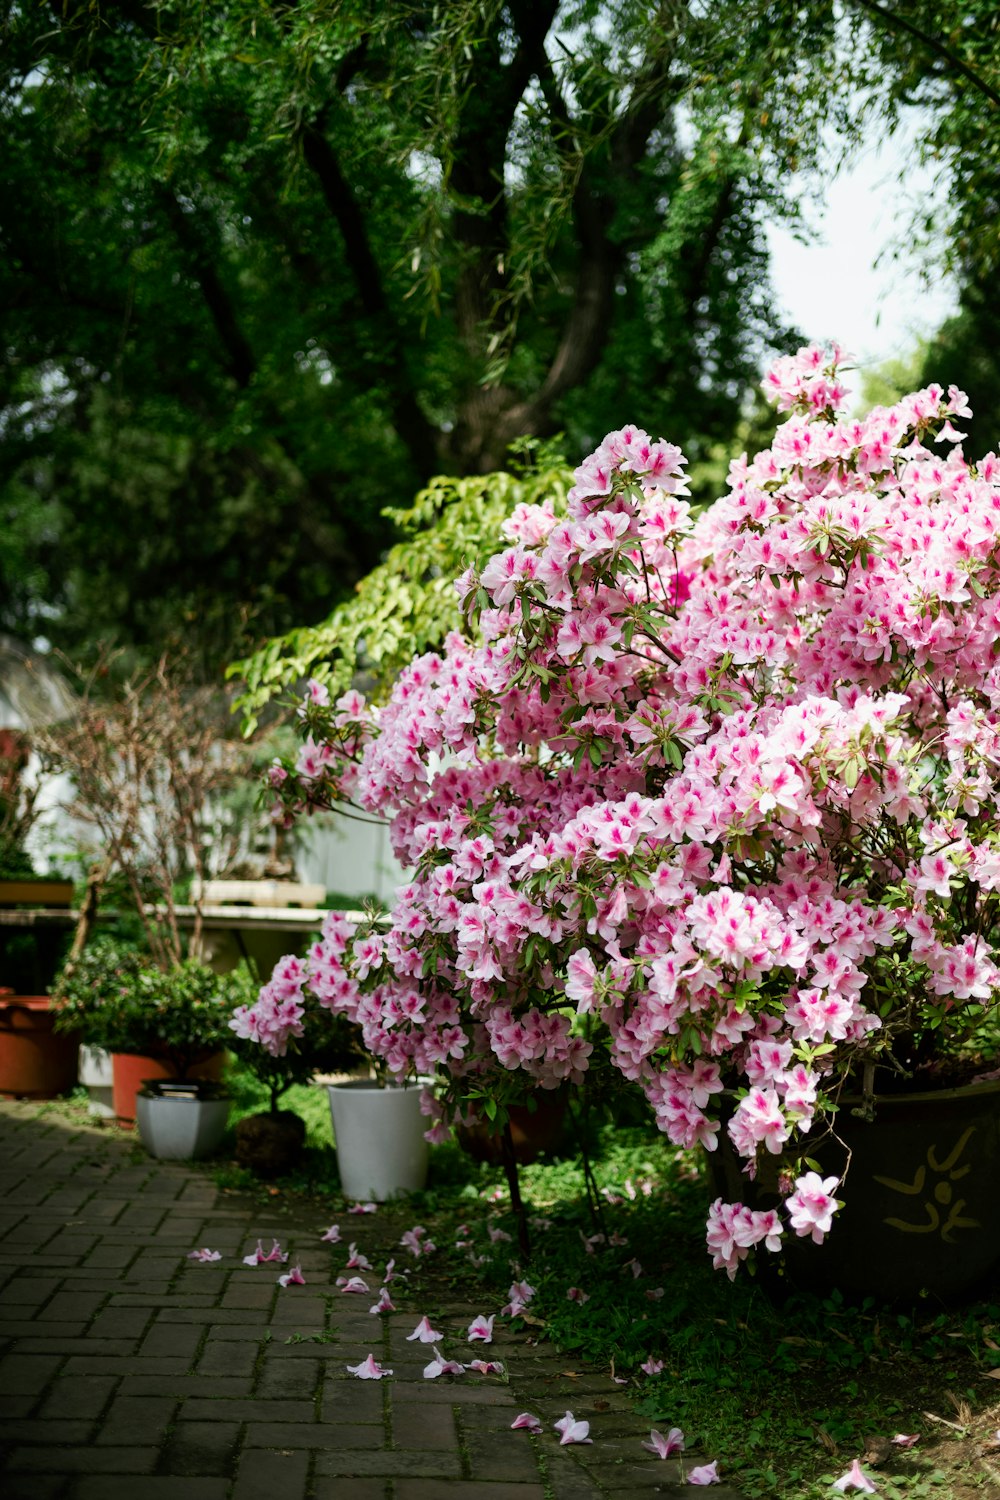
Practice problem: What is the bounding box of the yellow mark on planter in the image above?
[874,1126,980,1240]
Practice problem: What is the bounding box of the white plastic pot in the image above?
[135,1080,231,1160]
[327,1079,429,1201]
[79,1045,114,1119]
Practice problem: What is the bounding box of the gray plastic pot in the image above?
[135,1079,231,1160]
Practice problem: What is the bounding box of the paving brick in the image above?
[139,1322,203,1361]
[0,1351,62,1394]
[243,1420,384,1450]
[254,1355,320,1399]
[393,1486,547,1500]
[0,1275,62,1308]
[85,1306,153,1341]
[313,1449,464,1478]
[160,1419,241,1475]
[0,1418,95,1445]
[118,1374,253,1399]
[391,1400,458,1450]
[465,1428,545,1483]
[74,1480,229,1500]
[231,1446,311,1500]
[311,1482,387,1500]
[219,1282,275,1310]
[61,1355,190,1377]
[180,1398,318,1423]
[0,1474,71,1499]
[37,1374,118,1420]
[5,1445,158,1473]
[195,1338,259,1378]
[96,1394,176,1445]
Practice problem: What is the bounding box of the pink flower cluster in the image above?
[243,345,1000,1273]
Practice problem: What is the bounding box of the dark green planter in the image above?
[711,1079,1000,1301]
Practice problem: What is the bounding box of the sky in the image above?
[764,120,958,381]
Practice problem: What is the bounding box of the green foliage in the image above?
[227,1008,368,1114]
[53,937,257,1077]
[230,451,572,728]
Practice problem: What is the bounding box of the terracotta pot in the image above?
[0,995,80,1099]
[456,1093,569,1166]
[711,1078,1000,1301]
[111,1050,226,1124]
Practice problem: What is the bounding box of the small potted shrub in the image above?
[228,957,368,1176]
[54,937,256,1157]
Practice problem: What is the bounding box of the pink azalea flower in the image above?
[346,1353,391,1380]
[423,1346,465,1379]
[467,1314,495,1343]
[345,1243,373,1271]
[243,1239,288,1266]
[400,1225,435,1256]
[369,1287,395,1314]
[554,1411,592,1446]
[487,1225,512,1244]
[186,1248,222,1262]
[642,1427,685,1458]
[891,1434,919,1448]
[646,1287,665,1301]
[320,1224,341,1243]
[687,1460,720,1484]
[348,1202,378,1215]
[511,1412,543,1433]
[337,1276,371,1294]
[277,1265,306,1287]
[382,1258,397,1283]
[566,1287,590,1304]
[832,1459,878,1493]
[406,1315,444,1343]
[640,1357,664,1376]
[468,1359,504,1375]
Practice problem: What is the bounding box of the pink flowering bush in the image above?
[236,343,1000,1277]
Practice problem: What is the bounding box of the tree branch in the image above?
[159,188,257,388]
[846,0,1000,110]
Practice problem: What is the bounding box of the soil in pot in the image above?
[234,1110,307,1177]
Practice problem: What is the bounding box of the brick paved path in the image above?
[0,1099,742,1499]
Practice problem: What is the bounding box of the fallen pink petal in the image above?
[345,1243,373,1271]
[891,1434,919,1448]
[382,1259,397,1283]
[186,1248,222,1262]
[554,1411,592,1445]
[467,1314,495,1343]
[566,1287,590,1304]
[488,1225,512,1244]
[511,1412,543,1433]
[243,1239,288,1267]
[468,1359,504,1375]
[320,1225,341,1243]
[337,1276,371,1294]
[832,1458,878,1493]
[640,1357,665,1376]
[406,1316,444,1343]
[642,1427,685,1459]
[348,1203,378,1215]
[346,1353,391,1380]
[423,1346,465,1379]
[369,1287,395,1314]
[277,1265,306,1288]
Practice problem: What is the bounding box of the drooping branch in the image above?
[300,116,439,479]
[159,188,257,389]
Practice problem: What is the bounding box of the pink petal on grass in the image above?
[687,1460,720,1485]
[891,1434,919,1448]
[277,1265,306,1287]
[566,1287,590,1304]
[553,1411,592,1446]
[406,1316,444,1343]
[832,1459,878,1493]
[346,1353,391,1380]
[642,1427,685,1459]
[511,1412,543,1433]
[467,1315,495,1343]
[186,1248,222,1262]
[640,1357,664,1376]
